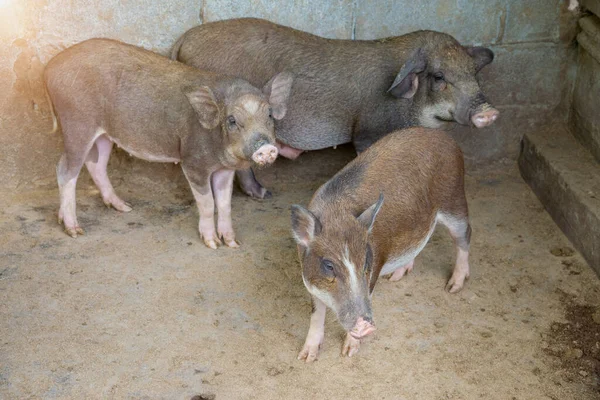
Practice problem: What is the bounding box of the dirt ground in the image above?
[1,145,599,400]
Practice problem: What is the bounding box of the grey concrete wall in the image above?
[570,9,600,162]
[0,0,577,189]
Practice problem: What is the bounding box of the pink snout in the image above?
[471,108,499,128]
[251,144,278,166]
[349,317,376,340]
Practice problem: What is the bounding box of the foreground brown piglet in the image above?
[291,128,471,361]
[44,38,292,248]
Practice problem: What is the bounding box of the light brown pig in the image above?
[291,127,470,361]
[44,38,292,248]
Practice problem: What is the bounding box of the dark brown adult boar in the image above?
[291,128,471,362]
[44,38,292,249]
[172,18,499,198]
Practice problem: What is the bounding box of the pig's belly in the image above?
[276,120,352,151]
[379,214,439,276]
[108,135,181,163]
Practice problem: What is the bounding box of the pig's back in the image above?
[313,128,465,266]
[44,39,221,149]
[175,19,401,150]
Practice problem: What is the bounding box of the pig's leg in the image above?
[182,166,220,249]
[57,153,84,237]
[211,169,239,248]
[85,135,132,212]
[57,126,101,237]
[235,143,304,199]
[389,259,415,281]
[235,169,271,199]
[298,297,326,363]
[439,214,471,293]
[342,333,361,357]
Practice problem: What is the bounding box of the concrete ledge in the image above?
[519,125,600,277]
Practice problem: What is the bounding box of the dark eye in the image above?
[268,108,273,119]
[321,259,334,273]
[433,72,445,82]
[227,115,237,127]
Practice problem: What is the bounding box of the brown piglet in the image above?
[45,38,293,248]
[291,127,471,361]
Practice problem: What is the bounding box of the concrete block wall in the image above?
[0,0,577,189]
[570,4,600,162]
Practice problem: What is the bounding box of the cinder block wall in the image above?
[0,0,576,189]
[570,0,600,161]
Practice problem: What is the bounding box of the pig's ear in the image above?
[291,204,322,247]
[466,46,494,73]
[357,193,384,233]
[263,72,294,120]
[388,48,427,99]
[185,86,221,130]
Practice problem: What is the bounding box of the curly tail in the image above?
[170,33,186,60]
[44,82,58,134]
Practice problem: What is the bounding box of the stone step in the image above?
[570,14,600,163]
[519,124,600,277]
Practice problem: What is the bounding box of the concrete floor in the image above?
[1,145,599,399]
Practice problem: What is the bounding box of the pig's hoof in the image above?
[104,199,132,212]
[241,185,271,199]
[342,334,361,357]
[203,238,220,250]
[202,233,222,249]
[445,274,469,293]
[118,202,133,212]
[219,232,239,248]
[225,239,240,248]
[298,342,321,363]
[64,226,84,238]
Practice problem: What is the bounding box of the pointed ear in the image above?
[357,193,384,233]
[185,86,220,130]
[465,46,494,73]
[291,204,322,247]
[263,71,294,120]
[388,48,427,99]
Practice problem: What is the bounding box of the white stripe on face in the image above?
[343,244,361,296]
[242,96,260,114]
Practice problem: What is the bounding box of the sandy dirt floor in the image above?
[1,145,599,399]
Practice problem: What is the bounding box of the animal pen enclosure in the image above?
[1,1,599,399]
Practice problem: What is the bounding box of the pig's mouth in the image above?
[435,110,455,124]
[251,143,278,166]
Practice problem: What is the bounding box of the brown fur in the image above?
[292,128,470,333]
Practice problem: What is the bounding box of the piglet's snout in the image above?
[349,317,376,339]
[471,107,499,128]
[252,144,278,166]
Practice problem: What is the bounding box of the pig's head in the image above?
[291,195,384,339]
[185,72,293,167]
[388,32,499,129]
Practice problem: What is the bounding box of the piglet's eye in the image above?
[268,108,273,119]
[227,116,237,126]
[433,72,445,82]
[321,259,334,272]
